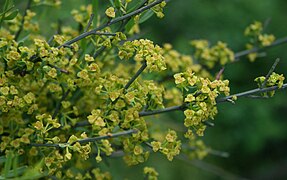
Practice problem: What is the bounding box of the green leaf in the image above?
[2,151,13,178]
[6,166,28,178]
[139,9,154,24]
[125,18,135,33]
[108,0,115,7]
[12,154,18,178]
[115,0,121,8]
[21,159,46,179]
[92,0,99,25]
[0,156,6,164]
[4,9,18,20]
[127,0,145,13]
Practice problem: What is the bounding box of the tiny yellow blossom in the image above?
[105,7,115,18]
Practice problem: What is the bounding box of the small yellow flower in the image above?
[174,73,185,84]
[48,68,57,78]
[105,7,115,18]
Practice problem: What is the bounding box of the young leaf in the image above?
[115,0,121,8]
[108,0,115,7]
[139,9,154,24]
[3,151,13,178]
[125,18,135,33]
[127,0,145,13]
[0,156,5,165]
[4,9,18,20]
[92,0,99,26]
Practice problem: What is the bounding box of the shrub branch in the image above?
[124,61,147,90]
[234,36,287,60]
[59,0,165,48]
[29,129,137,148]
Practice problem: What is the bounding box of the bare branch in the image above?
[48,64,69,74]
[59,0,165,48]
[139,104,184,117]
[262,58,280,88]
[215,66,225,80]
[124,61,147,90]
[84,13,94,32]
[216,83,287,103]
[234,36,287,60]
[52,89,70,119]
[29,129,137,148]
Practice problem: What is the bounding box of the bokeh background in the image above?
[8,0,287,179]
[144,1,287,179]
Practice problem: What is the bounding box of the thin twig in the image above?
[262,58,280,88]
[15,0,32,41]
[234,36,287,60]
[74,83,287,127]
[216,66,225,80]
[59,0,164,48]
[139,104,184,117]
[203,121,214,127]
[94,32,117,36]
[263,17,272,31]
[52,89,70,119]
[159,36,287,84]
[124,61,147,90]
[246,95,269,99]
[216,83,287,103]
[207,149,229,158]
[93,46,106,58]
[48,64,69,74]
[84,13,94,33]
[139,83,287,116]
[178,155,248,180]
[29,129,137,148]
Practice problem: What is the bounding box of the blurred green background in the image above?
[144,0,287,179]
[7,0,287,179]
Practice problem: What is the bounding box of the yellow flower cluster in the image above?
[255,72,285,97]
[23,10,39,32]
[162,43,193,72]
[118,39,166,72]
[123,140,150,166]
[71,4,93,26]
[143,166,159,180]
[149,0,166,18]
[244,21,276,61]
[190,40,235,68]
[174,69,230,136]
[187,140,208,160]
[151,130,181,161]
[0,81,38,114]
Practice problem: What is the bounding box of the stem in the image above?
[216,83,287,103]
[262,58,280,88]
[73,83,287,127]
[48,64,69,74]
[138,104,184,117]
[84,13,94,32]
[215,66,225,80]
[234,36,287,60]
[52,89,70,119]
[59,0,164,47]
[75,129,137,144]
[93,0,149,59]
[29,129,137,148]
[124,61,147,90]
